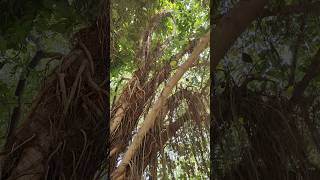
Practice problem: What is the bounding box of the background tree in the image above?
[212,0,320,179]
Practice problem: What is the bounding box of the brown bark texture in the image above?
[0,15,109,180]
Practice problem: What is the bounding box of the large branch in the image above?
[213,1,320,24]
[111,31,210,179]
[212,0,268,70]
[212,0,320,69]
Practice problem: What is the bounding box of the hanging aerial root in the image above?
[79,41,95,75]
[57,73,67,104]
[63,59,87,115]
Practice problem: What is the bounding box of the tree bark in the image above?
[212,0,268,70]
[0,15,108,180]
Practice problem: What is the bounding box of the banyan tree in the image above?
[0,0,320,179]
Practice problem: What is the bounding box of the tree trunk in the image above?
[0,17,108,180]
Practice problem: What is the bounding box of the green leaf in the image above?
[170,60,177,68]
[286,85,294,98]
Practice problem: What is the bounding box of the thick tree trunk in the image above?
[0,19,108,180]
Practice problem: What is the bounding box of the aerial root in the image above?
[84,69,108,96]
[9,134,36,154]
[63,59,87,115]
[71,129,88,178]
[57,73,67,104]
[82,96,103,119]
[45,142,63,179]
[79,41,95,75]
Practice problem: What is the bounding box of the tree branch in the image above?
[212,0,268,70]
[213,1,320,24]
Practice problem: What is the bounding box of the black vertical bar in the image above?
[210,0,215,179]
[102,0,110,179]
[107,0,110,178]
